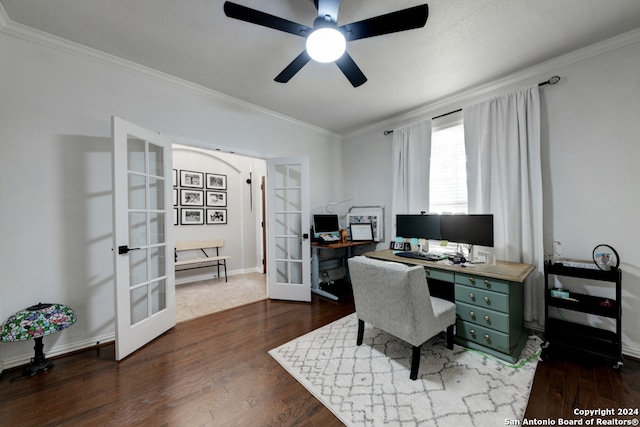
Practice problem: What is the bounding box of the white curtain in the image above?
[391,121,432,228]
[463,86,544,324]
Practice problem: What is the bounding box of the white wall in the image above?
[342,30,640,358]
[0,28,343,369]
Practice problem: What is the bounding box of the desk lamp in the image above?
[0,302,77,377]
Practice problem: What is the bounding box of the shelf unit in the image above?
[543,262,622,368]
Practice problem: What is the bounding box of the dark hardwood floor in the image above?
[525,351,640,423]
[1,281,639,426]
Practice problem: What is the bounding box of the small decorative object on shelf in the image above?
[592,244,619,271]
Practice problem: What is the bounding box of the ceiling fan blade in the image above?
[274,50,312,83]
[340,4,428,42]
[335,52,367,87]
[224,1,311,37]
[314,0,341,24]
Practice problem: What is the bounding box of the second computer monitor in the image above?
[440,214,494,247]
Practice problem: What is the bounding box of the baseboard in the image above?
[1,333,115,372]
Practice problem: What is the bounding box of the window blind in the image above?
[429,112,467,215]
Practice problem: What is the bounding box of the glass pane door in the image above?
[112,116,175,361]
[267,157,310,301]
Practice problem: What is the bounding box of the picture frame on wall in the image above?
[206,191,227,207]
[181,208,204,225]
[180,189,204,206]
[173,169,178,187]
[206,173,227,190]
[180,170,204,188]
[173,188,178,206]
[206,209,227,224]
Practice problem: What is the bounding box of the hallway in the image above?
[176,271,267,322]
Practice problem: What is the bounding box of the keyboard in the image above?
[395,251,444,261]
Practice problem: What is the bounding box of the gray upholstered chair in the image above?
[348,255,457,380]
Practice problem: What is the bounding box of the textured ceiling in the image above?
[2,0,640,134]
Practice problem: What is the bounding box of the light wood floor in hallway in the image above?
[176,272,267,322]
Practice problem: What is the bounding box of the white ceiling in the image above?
[2,0,640,135]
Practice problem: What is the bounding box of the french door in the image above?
[266,157,311,302]
[112,116,175,360]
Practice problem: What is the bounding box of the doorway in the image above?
[172,144,267,321]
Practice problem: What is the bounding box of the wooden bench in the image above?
[174,239,230,282]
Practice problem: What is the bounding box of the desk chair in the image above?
[348,256,457,380]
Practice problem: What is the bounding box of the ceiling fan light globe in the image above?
[306,28,346,63]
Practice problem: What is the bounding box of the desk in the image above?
[311,241,375,301]
[366,249,535,363]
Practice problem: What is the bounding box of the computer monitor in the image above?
[440,214,494,247]
[395,214,442,240]
[313,214,340,233]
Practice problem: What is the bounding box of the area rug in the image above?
[269,313,541,427]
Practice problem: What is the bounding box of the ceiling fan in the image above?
[223,0,429,87]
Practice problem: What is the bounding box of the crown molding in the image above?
[0,9,340,140]
[2,3,638,142]
[344,27,640,140]
[0,3,8,27]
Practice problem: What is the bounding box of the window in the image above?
[429,112,467,214]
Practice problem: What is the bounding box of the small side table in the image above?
[0,303,77,376]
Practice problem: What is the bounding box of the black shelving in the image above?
[543,262,622,369]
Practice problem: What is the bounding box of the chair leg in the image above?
[446,324,454,350]
[410,345,421,380]
[356,319,364,346]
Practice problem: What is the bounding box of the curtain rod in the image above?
[538,75,561,87]
[383,76,561,135]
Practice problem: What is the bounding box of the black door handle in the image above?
[118,245,141,255]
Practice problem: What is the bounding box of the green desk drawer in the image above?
[455,273,510,294]
[456,301,510,334]
[455,284,509,313]
[456,319,510,354]
[424,267,455,283]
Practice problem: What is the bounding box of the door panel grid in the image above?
[112,116,175,361]
[267,157,310,301]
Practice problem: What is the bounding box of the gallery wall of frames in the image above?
[173,169,228,225]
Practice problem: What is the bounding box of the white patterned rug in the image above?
[269,313,541,427]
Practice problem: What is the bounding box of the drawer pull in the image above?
[484,296,490,303]
[470,329,476,337]
[484,334,491,342]
[469,293,475,300]
[425,269,430,275]
[469,311,476,319]
[469,277,475,285]
[484,279,491,288]
[484,315,490,322]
